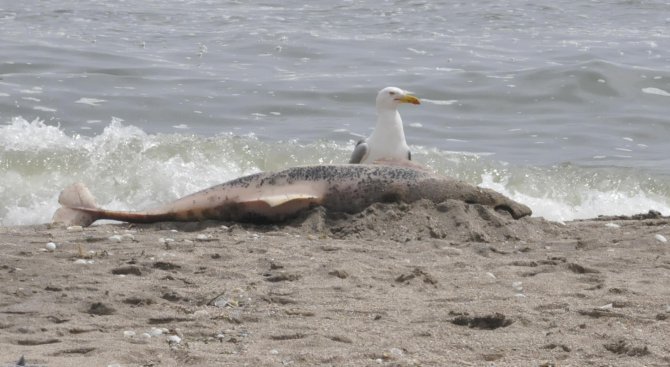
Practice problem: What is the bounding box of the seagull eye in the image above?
[389,91,396,96]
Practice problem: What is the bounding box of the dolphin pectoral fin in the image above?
[258,194,321,208]
[235,195,323,221]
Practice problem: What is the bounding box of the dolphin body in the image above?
[52,163,532,227]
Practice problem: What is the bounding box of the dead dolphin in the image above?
[52,163,532,227]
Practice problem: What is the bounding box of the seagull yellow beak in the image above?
[396,94,421,105]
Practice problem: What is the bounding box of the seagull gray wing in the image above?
[349,139,369,164]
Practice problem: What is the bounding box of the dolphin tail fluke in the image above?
[52,183,101,227]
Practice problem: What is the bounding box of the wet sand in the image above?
[1,200,669,366]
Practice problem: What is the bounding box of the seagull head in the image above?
[376,86,420,111]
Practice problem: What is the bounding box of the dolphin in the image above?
[52,162,532,227]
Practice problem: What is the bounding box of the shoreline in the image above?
[1,201,669,366]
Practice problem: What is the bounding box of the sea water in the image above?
[1,0,670,225]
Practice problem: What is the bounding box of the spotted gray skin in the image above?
[52,164,532,227]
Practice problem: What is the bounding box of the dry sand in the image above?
[1,200,669,366]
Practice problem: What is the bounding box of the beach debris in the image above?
[328,269,349,279]
[111,266,142,276]
[46,242,57,251]
[167,335,182,344]
[74,259,95,265]
[153,261,181,270]
[211,295,235,308]
[603,339,649,356]
[108,233,135,242]
[149,327,164,337]
[264,271,301,282]
[389,347,404,357]
[87,302,116,316]
[566,262,600,274]
[395,268,437,285]
[654,234,667,243]
[123,330,136,338]
[451,312,514,329]
[196,234,215,242]
[158,237,175,244]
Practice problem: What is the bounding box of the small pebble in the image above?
[655,234,667,243]
[149,327,163,337]
[512,281,524,292]
[67,225,84,232]
[605,223,620,228]
[159,238,175,244]
[196,234,211,241]
[389,347,403,356]
[270,349,279,355]
[74,259,95,265]
[140,333,151,339]
[46,242,57,251]
[121,233,135,241]
[109,235,123,242]
[123,330,136,338]
[599,303,613,309]
[167,335,181,344]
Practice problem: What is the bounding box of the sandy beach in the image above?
[1,200,669,366]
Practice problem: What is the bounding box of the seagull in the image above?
[349,86,420,164]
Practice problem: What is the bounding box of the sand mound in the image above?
[294,199,562,244]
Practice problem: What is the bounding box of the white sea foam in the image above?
[0,117,259,225]
[642,87,670,97]
[479,173,670,222]
[421,99,458,105]
[33,106,57,112]
[75,97,107,106]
